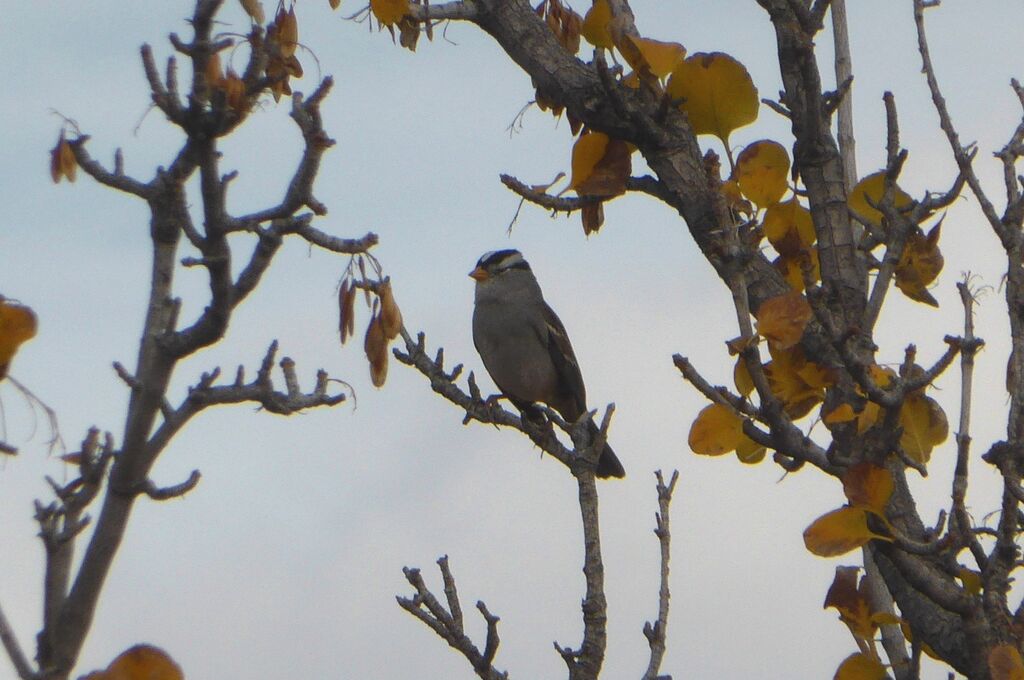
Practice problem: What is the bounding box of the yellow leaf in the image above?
[736,140,790,209]
[568,131,608,192]
[848,171,913,228]
[990,644,1024,680]
[803,506,890,557]
[666,52,759,145]
[733,357,754,397]
[775,249,820,293]
[900,393,948,465]
[841,463,893,515]
[823,403,856,425]
[568,132,632,198]
[0,300,37,380]
[764,197,815,254]
[735,433,766,464]
[895,220,944,307]
[623,36,686,79]
[764,346,824,420]
[755,290,812,350]
[688,403,743,456]
[371,0,410,26]
[834,653,888,680]
[101,645,183,680]
[581,0,613,49]
[958,567,982,596]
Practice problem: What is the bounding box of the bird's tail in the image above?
[589,419,625,479]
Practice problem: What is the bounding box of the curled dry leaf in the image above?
[581,201,604,235]
[379,279,403,339]
[364,312,388,387]
[895,219,944,307]
[49,130,77,184]
[0,299,38,380]
[330,0,342,8]
[399,16,420,51]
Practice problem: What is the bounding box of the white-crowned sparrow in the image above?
[470,249,625,478]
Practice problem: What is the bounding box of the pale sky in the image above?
[2,2,1022,679]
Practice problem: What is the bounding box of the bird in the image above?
[469,249,625,479]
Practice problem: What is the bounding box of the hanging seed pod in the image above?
[379,279,403,339]
[364,312,388,387]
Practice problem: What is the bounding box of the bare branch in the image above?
[642,470,678,680]
[913,0,1009,245]
[0,600,37,680]
[396,562,508,680]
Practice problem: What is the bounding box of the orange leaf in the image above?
[371,0,410,26]
[823,403,856,425]
[581,0,613,49]
[736,140,790,209]
[803,506,889,557]
[834,652,888,680]
[666,52,759,145]
[764,197,815,254]
[688,403,743,456]
[848,171,913,228]
[99,645,183,680]
[842,463,893,515]
[329,0,342,8]
[755,290,812,350]
[895,219,944,307]
[990,644,1024,680]
[900,393,948,465]
[0,300,37,380]
[622,36,686,79]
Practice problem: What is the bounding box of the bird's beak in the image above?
[469,266,489,281]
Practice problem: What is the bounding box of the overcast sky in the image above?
[2,1,1022,678]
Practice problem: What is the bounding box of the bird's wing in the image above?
[541,301,588,419]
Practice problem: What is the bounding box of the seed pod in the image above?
[338,279,350,344]
[379,279,403,340]
[364,313,388,387]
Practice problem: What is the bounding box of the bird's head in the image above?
[469,249,531,282]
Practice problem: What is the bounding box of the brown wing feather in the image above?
[541,302,588,420]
